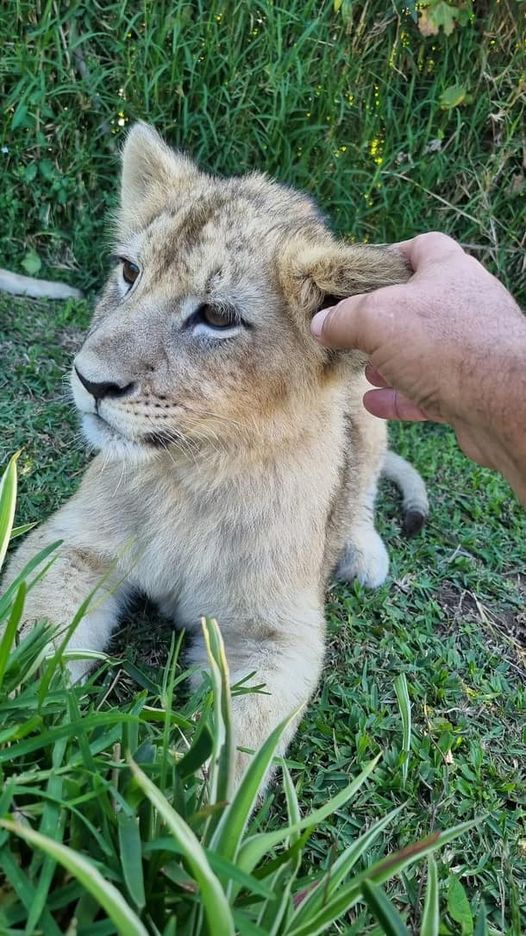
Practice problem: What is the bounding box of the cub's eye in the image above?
[195,304,237,330]
[121,259,140,286]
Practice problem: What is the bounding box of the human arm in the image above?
[311,232,526,504]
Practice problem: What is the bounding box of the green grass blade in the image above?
[474,901,488,936]
[9,521,37,540]
[0,540,61,621]
[290,805,403,928]
[210,705,303,864]
[0,847,63,936]
[258,864,295,933]
[0,819,149,936]
[394,673,411,788]
[420,857,439,936]
[143,837,277,899]
[26,736,68,933]
[0,581,26,691]
[238,754,381,876]
[128,757,235,936]
[282,763,301,849]
[285,819,480,936]
[201,616,234,814]
[0,711,141,764]
[256,765,303,935]
[233,910,269,936]
[206,851,276,899]
[447,875,473,934]
[158,629,184,799]
[118,812,146,911]
[0,452,19,571]
[361,879,410,935]
[176,720,214,780]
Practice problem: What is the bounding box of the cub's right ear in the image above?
[119,122,198,234]
[279,237,411,323]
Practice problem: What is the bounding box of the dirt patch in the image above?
[437,580,526,658]
[437,582,479,620]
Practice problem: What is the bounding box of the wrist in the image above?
[451,326,526,503]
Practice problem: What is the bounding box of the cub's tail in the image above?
[382,450,429,537]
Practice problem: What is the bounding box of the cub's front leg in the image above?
[3,501,128,682]
[188,599,325,792]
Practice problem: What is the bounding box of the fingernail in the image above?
[311,307,333,338]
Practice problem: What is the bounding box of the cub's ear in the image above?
[279,238,411,319]
[119,122,198,233]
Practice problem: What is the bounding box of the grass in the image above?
[1,1,525,302]
[1,1,525,932]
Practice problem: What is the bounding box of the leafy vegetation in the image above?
[1,1,524,304]
[1,1,525,932]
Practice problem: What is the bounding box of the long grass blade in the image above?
[420,856,439,936]
[290,805,403,928]
[201,616,234,817]
[0,847,63,936]
[238,754,381,875]
[474,901,488,936]
[0,540,61,621]
[256,764,303,934]
[9,521,37,540]
[285,818,480,936]
[0,819,149,936]
[0,452,19,571]
[394,673,411,788]
[0,581,26,691]
[210,705,302,865]
[361,879,410,935]
[128,757,235,936]
[118,812,146,911]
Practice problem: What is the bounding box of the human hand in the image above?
[311,232,526,501]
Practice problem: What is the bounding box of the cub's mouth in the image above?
[84,413,173,449]
[80,412,158,461]
[141,432,176,449]
[83,411,125,440]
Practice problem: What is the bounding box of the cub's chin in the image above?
[81,413,157,465]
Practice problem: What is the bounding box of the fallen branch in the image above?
[0,269,83,300]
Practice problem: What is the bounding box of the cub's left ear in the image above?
[119,122,198,234]
[279,238,411,319]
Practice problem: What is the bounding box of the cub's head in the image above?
[72,122,408,461]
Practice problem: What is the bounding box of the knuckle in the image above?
[416,231,450,250]
[409,231,464,269]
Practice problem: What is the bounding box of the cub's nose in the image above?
[74,366,135,403]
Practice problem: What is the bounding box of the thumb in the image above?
[311,292,382,354]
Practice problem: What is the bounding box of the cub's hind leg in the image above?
[335,379,389,589]
[337,481,389,588]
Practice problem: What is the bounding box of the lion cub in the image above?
[5,124,428,785]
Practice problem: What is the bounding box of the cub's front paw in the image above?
[337,528,389,589]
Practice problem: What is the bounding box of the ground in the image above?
[1,292,525,932]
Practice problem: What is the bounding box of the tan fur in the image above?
[4,123,425,789]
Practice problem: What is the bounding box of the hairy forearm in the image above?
[480,341,526,503]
